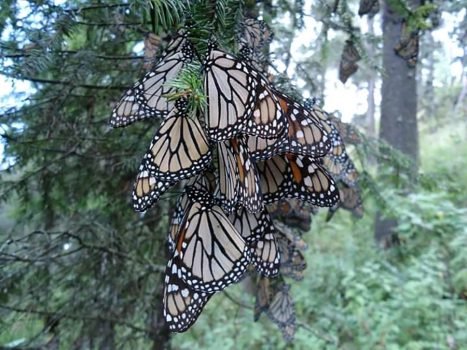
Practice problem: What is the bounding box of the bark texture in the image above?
[375,0,420,246]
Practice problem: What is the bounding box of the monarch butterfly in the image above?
[257,154,340,207]
[216,137,263,213]
[395,21,419,67]
[246,132,286,161]
[110,29,194,128]
[229,207,272,243]
[302,101,334,136]
[237,18,273,71]
[229,207,280,276]
[273,220,308,251]
[170,187,250,293]
[238,46,268,72]
[204,46,286,141]
[266,283,296,342]
[327,183,364,220]
[250,230,280,277]
[132,163,174,212]
[237,18,273,53]
[247,93,331,160]
[276,232,307,281]
[254,276,273,321]
[339,39,361,84]
[275,93,332,157]
[328,115,362,145]
[142,98,212,181]
[322,152,359,188]
[167,172,216,253]
[163,257,214,332]
[267,199,315,231]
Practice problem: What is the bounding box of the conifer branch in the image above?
[0,74,129,90]
[4,52,144,61]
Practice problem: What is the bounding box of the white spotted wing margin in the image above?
[229,207,280,277]
[163,258,214,333]
[171,187,251,293]
[257,154,340,207]
[142,104,212,182]
[204,46,287,141]
[131,163,174,212]
[110,29,194,128]
[204,47,259,141]
[251,233,280,278]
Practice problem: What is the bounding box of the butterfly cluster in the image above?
[110,18,361,336]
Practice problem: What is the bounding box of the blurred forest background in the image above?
[0,0,466,349]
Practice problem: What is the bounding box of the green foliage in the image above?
[1,0,466,349]
[166,63,207,114]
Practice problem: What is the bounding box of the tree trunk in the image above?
[375,0,420,247]
[424,30,436,132]
[148,264,171,350]
[366,16,377,138]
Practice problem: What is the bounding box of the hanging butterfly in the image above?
[276,231,307,281]
[246,132,286,161]
[229,206,281,276]
[319,119,360,187]
[328,115,362,145]
[216,137,263,213]
[238,45,268,72]
[237,18,273,53]
[142,97,212,181]
[275,92,332,157]
[110,29,195,128]
[132,163,175,212]
[254,276,273,321]
[267,199,315,232]
[170,187,250,293]
[237,18,273,70]
[229,207,273,244]
[168,172,217,253]
[395,21,419,67]
[204,45,286,141]
[250,232,280,277]
[339,39,361,83]
[358,0,380,17]
[302,101,335,136]
[230,207,280,276]
[247,92,332,160]
[265,283,296,342]
[322,152,359,188]
[257,154,340,207]
[163,257,214,332]
[327,182,364,221]
[273,220,308,251]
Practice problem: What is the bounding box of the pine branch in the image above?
[74,21,144,26]
[0,73,129,90]
[66,3,131,12]
[3,52,144,61]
